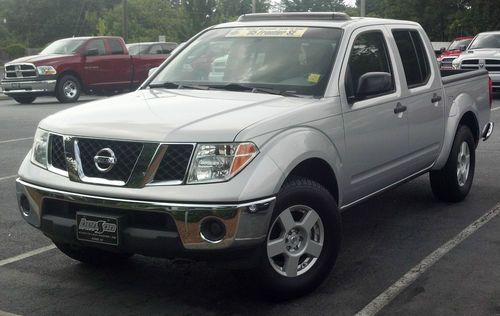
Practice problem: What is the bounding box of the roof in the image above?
[214,13,420,30]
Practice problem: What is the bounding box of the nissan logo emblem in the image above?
[93,148,117,173]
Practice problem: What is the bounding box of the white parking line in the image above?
[0,310,21,316]
[0,137,32,144]
[0,244,56,267]
[492,107,500,111]
[0,175,17,182]
[356,203,500,316]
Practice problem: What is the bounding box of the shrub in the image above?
[4,43,26,59]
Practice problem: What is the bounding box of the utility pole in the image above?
[360,0,366,17]
[252,0,256,13]
[123,0,128,42]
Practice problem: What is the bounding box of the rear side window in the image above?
[345,31,395,100]
[108,38,124,55]
[392,30,431,87]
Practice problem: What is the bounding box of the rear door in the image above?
[390,28,445,172]
[339,27,409,204]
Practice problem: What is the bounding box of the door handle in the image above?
[431,94,442,103]
[394,102,407,114]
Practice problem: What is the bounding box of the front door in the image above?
[339,27,409,205]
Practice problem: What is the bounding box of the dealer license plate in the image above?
[76,213,119,246]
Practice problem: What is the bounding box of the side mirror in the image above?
[459,45,467,51]
[355,72,393,99]
[440,47,446,53]
[84,48,99,57]
[148,67,159,77]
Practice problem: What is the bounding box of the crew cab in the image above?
[437,36,474,68]
[16,13,494,299]
[1,36,167,104]
[452,31,500,91]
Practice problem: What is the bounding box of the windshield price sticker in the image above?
[226,27,308,38]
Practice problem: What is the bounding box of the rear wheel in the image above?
[13,96,36,104]
[430,125,476,202]
[56,75,81,103]
[54,242,133,266]
[250,177,341,300]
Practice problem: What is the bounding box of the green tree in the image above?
[281,0,346,12]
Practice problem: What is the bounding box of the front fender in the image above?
[241,126,343,205]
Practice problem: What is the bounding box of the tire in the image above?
[250,176,341,300]
[13,96,37,104]
[56,75,81,103]
[54,242,133,266]
[430,125,476,202]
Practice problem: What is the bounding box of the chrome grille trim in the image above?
[4,63,37,79]
[44,133,195,187]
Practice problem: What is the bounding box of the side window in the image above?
[108,39,124,55]
[345,31,395,101]
[149,44,163,54]
[86,39,106,55]
[392,30,431,87]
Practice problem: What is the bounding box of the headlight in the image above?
[187,143,258,184]
[452,60,460,69]
[36,66,57,76]
[31,128,49,168]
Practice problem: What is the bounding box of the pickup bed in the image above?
[1,36,167,104]
[15,13,494,299]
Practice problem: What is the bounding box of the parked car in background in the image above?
[16,13,494,299]
[0,36,167,104]
[126,42,178,55]
[437,36,474,68]
[452,31,500,91]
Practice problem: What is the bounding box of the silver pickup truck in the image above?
[16,13,494,299]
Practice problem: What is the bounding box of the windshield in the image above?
[469,34,500,49]
[149,27,342,97]
[40,39,86,55]
[127,44,149,55]
[448,39,472,50]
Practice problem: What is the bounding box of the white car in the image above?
[452,31,500,91]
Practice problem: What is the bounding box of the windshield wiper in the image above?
[211,83,302,98]
[149,82,210,90]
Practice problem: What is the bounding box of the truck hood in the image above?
[459,48,500,60]
[39,88,319,142]
[7,54,74,66]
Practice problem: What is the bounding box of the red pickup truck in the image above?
[1,36,167,104]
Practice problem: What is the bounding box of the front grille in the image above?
[77,138,143,182]
[49,134,66,171]
[5,64,37,79]
[153,144,194,182]
[461,59,479,64]
[486,59,500,65]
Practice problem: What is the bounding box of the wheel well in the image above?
[459,111,479,146]
[286,158,339,203]
[57,71,83,89]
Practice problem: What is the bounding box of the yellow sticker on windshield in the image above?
[308,73,321,83]
[226,27,308,38]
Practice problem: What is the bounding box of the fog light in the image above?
[200,218,226,243]
[20,195,30,217]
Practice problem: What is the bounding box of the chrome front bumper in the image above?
[16,179,275,252]
[0,79,56,94]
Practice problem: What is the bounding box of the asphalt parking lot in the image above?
[0,95,499,316]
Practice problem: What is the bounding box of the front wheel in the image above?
[13,96,37,104]
[430,125,476,202]
[251,177,341,300]
[56,75,81,103]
